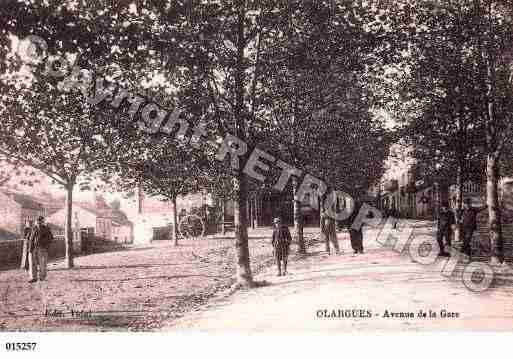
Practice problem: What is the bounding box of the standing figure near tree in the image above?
[437,202,455,257]
[20,220,33,271]
[272,217,292,276]
[321,211,340,255]
[461,198,487,256]
[27,216,54,283]
[348,201,365,256]
[390,205,399,229]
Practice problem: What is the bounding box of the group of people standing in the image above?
[436,198,486,257]
[319,205,366,256]
[270,202,368,276]
[270,197,486,276]
[21,216,54,283]
[19,201,482,281]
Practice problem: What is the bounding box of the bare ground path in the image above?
[1,228,319,331]
[170,221,513,331]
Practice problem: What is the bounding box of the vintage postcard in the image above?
[1,0,513,356]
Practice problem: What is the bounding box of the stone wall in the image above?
[0,239,66,269]
[0,239,24,267]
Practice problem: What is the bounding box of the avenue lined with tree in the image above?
[1,0,513,289]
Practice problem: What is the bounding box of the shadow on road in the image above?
[72,274,231,283]
[48,262,201,272]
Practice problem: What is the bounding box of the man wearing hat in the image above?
[437,202,455,257]
[272,217,292,276]
[461,197,487,256]
[27,216,54,283]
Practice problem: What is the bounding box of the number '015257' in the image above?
[5,342,37,351]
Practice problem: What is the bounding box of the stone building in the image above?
[0,190,45,238]
[47,198,133,243]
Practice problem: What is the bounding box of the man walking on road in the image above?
[461,198,487,256]
[437,202,455,257]
[27,216,54,283]
[272,218,292,276]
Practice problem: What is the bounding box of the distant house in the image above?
[0,190,45,237]
[133,214,174,244]
[110,208,134,244]
[131,190,214,244]
[47,202,102,236]
[47,199,133,243]
[36,193,66,217]
[132,196,175,244]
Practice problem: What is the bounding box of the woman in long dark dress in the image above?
[20,220,32,270]
[348,202,364,255]
[349,228,364,255]
[272,217,292,276]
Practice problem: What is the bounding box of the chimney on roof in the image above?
[93,189,110,210]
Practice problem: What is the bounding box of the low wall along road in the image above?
[0,239,67,269]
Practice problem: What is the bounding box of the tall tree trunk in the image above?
[137,182,143,214]
[319,194,326,247]
[434,182,449,221]
[293,178,306,254]
[64,184,74,269]
[221,199,226,235]
[251,197,256,229]
[454,96,465,244]
[319,197,324,239]
[172,196,179,246]
[234,177,253,286]
[454,163,464,243]
[485,49,504,264]
[254,196,260,227]
[287,0,305,254]
[246,197,251,229]
[233,1,253,287]
[486,154,503,264]
[433,182,439,221]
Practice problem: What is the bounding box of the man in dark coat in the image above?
[461,198,487,256]
[437,202,455,257]
[27,216,54,283]
[391,206,399,229]
[348,201,365,255]
[272,217,292,276]
[349,227,364,255]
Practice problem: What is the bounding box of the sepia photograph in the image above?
[0,0,513,356]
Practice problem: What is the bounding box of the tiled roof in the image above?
[111,208,132,226]
[75,201,113,218]
[74,201,131,225]
[37,196,65,216]
[2,191,43,210]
